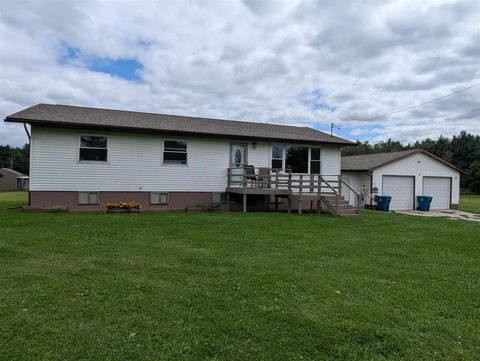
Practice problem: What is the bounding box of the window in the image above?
[78,192,99,205]
[271,145,284,169]
[150,192,169,205]
[163,140,187,165]
[79,136,107,161]
[310,148,321,174]
[286,146,308,173]
[212,192,227,204]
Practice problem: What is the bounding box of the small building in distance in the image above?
[0,168,29,191]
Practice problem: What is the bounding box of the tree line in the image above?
[342,131,480,193]
[0,144,29,175]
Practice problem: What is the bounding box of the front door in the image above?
[230,144,247,182]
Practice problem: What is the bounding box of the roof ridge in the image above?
[342,149,420,159]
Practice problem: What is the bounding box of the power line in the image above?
[340,82,480,127]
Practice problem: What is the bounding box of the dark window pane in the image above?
[311,161,321,174]
[311,148,321,160]
[80,148,107,161]
[81,136,107,148]
[286,146,308,173]
[164,140,187,152]
[271,159,283,169]
[272,145,283,159]
[163,151,187,164]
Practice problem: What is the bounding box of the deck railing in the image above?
[227,167,292,190]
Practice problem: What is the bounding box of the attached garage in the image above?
[341,149,462,210]
[423,177,451,209]
[383,175,414,210]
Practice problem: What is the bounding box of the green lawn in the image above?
[460,195,480,214]
[1,192,479,360]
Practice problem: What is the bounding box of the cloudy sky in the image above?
[1,0,479,146]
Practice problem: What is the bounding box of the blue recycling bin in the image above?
[375,195,392,212]
[417,196,433,212]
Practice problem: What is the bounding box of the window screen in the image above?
[163,140,187,164]
[150,192,169,204]
[78,192,99,205]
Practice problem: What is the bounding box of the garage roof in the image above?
[1,168,24,176]
[341,149,464,173]
[5,104,354,146]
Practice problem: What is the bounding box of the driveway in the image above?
[394,209,480,222]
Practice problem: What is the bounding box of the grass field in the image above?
[1,192,479,360]
[459,195,480,214]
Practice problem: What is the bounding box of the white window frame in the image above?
[77,191,99,205]
[150,192,169,205]
[271,144,285,169]
[310,147,322,174]
[78,135,108,163]
[270,144,322,174]
[162,139,188,166]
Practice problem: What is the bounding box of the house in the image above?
[0,168,29,191]
[341,149,462,210]
[5,104,359,215]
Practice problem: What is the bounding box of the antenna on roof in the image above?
[330,123,340,136]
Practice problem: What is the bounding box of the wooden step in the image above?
[320,194,359,216]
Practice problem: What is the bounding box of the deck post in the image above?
[275,196,279,211]
[288,197,292,213]
[298,175,303,214]
[243,193,247,213]
[226,192,231,211]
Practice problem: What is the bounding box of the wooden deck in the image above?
[226,167,361,216]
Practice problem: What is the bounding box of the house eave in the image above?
[5,117,355,147]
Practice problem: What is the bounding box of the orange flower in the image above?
[105,201,142,209]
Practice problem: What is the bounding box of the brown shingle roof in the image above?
[1,168,24,176]
[5,104,353,146]
[341,149,464,173]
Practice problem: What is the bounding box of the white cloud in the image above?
[0,0,479,146]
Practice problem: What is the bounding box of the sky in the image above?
[1,0,479,146]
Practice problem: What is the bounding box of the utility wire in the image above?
[340,82,480,127]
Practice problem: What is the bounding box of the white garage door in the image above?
[382,176,414,210]
[423,177,451,209]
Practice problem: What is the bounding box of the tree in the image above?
[467,160,480,193]
[0,144,29,175]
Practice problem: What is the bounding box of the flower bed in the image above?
[105,201,142,213]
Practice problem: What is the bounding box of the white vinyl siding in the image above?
[382,176,414,210]
[30,127,343,192]
[371,153,460,209]
[423,177,451,209]
[321,147,341,180]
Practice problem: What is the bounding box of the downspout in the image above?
[23,123,31,142]
[23,123,31,206]
[368,171,373,208]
